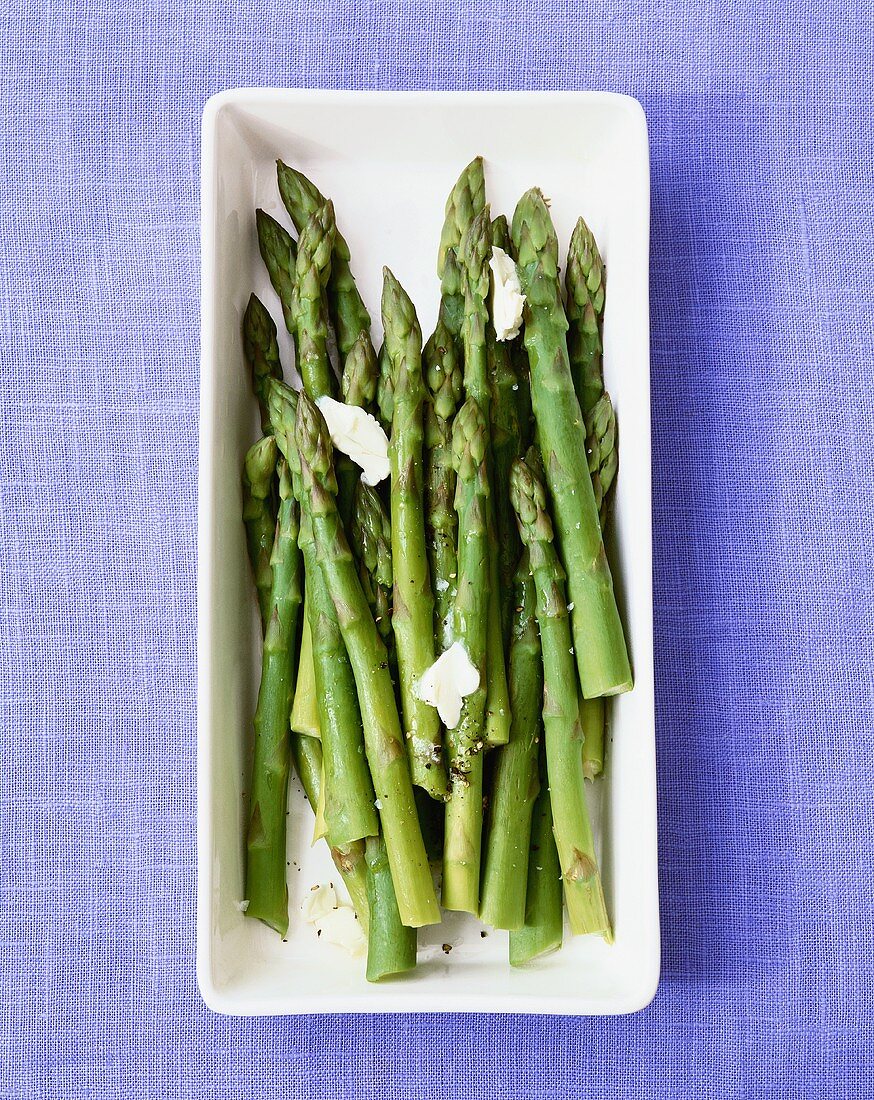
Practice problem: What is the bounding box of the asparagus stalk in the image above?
[364,834,417,982]
[242,436,278,627]
[294,392,440,927]
[243,294,284,430]
[256,209,297,338]
[423,320,462,650]
[565,215,606,417]
[375,341,394,433]
[442,397,490,913]
[580,695,605,781]
[479,554,543,929]
[289,587,320,738]
[290,733,369,931]
[458,207,512,747]
[508,757,563,965]
[511,189,632,698]
[350,482,394,653]
[276,161,373,368]
[245,458,302,935]
[488,214,529,642]
[382,270,447,799]
[268,381,378,847]
[580,391,618,778]
[510,456,611,938]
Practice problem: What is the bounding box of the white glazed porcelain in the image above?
[199,90,657,1015]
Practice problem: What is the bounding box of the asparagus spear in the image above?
[508,756,563,965]
[423,320,463,650]
[442,397,490,913]
[480,554,543,929]
[268,381,378,848]
[586,390,618,529]
[342,331,380,412]
[375,341,394,433]
[242,436,278,627]
[364,834,417,982]
[568,216,615,776]
[292,201,337,400]
[350,482,394,653]
[245,458,302,935]
[511,189,632,698]
[276,161,373,368]
[458,207,512,747]
[256,209,297,338]
[294,392,440,927]
[580,391,619,778]
[510,455,611,938]
[488,214,529,641]
[565,215,606,416]
[438,156,486,341]
[289,589,320,738]
[290,733,369,932]
[382,270,447,799]
[243,294,284,430]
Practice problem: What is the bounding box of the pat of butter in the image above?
[300,883,366,957]
[489,246,525,341]
[316,396,390,486]
[417,641,480,729]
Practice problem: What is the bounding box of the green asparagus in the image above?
[342,331,380,412]
[586,390,618,529]
[256,209,297,337]
[243,294,284,430]
[565,215,606,416]
[581,695,606,781]
[277,161,373,368]
[365,833,417,981]
[375,341,394,433]
[438,156,486,340]
[423,319,463,650]
[508,756,563,965]
[245,458,302,935]
[488,214,529,641]
[511,188,632,698]
[382,269,447,799]
[351,481,394,651]
[581,392,618,778]
[289,589,320,738]
[442,397,490,913]
[510,455,611,938]
[268,380,378,848]
[458,207,512,747]
[480,554,542,929]
[243,435,278,627]
[295,392,440,927]
[292,201,337,400]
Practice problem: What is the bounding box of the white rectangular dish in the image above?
[198,89,657,1015]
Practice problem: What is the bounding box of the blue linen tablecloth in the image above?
[1,1,872,1095]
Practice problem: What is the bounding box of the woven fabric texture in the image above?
[1,1,872,1096]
